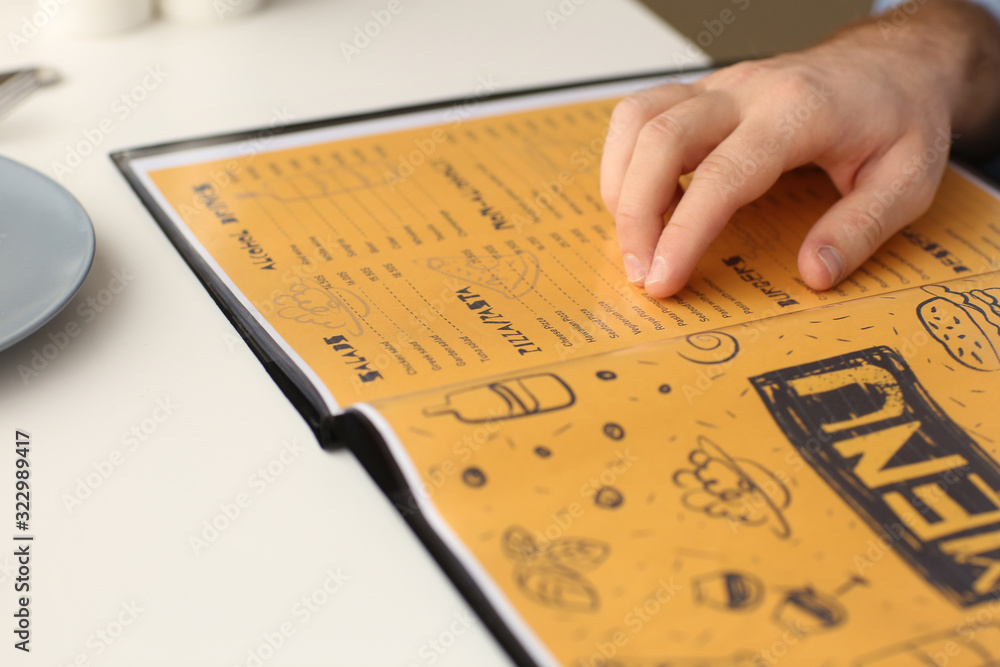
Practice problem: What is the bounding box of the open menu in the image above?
[113,70,1000,666]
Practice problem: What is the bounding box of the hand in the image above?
[601,1,1000,299]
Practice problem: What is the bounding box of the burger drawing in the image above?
[917,284,1000,371]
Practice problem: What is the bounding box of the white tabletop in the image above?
[0,2,705,664]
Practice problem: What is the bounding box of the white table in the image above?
[0,2,705,664]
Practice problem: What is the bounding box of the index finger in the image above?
[643,123,791,297]
[600,84,699,217]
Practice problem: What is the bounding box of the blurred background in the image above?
[640,0,873,61]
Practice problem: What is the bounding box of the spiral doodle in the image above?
[677,331,740,365]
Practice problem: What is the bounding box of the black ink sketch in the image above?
[658,384,672,394]
[752,346,1000,606]
[677,331,740,365]
[501,526,610,613]
[534,446,552,458]
[917,284,1000,371]
[422,373,575,423]
[692,570,765,612]
[462,467,487,488]
[673,435,792,539]
[603,423,625,441]
[853,622,1000,666]
[594,486,624,509]
[273,282,368,335]
[833,574,869,597]
[772,586,846,634]
[596,370,617,380]
[418,252,540,298]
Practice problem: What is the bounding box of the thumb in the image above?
[798,139,946,290]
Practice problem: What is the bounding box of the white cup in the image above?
[158,0,267,23]
[60,0,155,36]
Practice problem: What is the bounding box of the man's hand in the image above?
[601,0,1000,298]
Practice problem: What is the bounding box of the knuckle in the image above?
[772,68,816,102]
[843,206,887,256]
[613,201,647,231]
[639,113,687,146]
[690,153,746,205]
[707,60,767,89]
[694,152,742,185]
[610,94,653,130]
[661,216,701,245]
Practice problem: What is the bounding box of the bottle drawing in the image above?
[422,373,575,423]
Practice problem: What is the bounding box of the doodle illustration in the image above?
[753,346,1000,606]
[917,284,1000,371]
[673,436,792,539]
[273,282,369,335]
[418,252,540,298]
[603,423,625,441]
[593,486,624,509]
[692,570,765,612]
[462,467,487,488]
[772,586,846,634]
[422,373,575,423]
[832,575,869,597]
[677,332,740,365]
[501,526,610,613]
[853,622,1000,666]
[690,569,855,634]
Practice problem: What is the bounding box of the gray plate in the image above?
[0,155,95,351]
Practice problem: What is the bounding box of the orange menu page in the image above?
[143,95,1000,407]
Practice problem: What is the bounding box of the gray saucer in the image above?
[0,155,95,351]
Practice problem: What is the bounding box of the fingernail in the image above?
[646,255,667,287]
[623,253,647,284]
[817,245,844,286]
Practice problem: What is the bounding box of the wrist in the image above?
[818,1,1000,155]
